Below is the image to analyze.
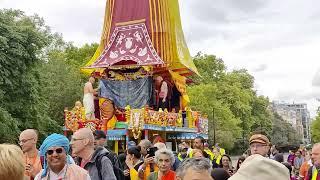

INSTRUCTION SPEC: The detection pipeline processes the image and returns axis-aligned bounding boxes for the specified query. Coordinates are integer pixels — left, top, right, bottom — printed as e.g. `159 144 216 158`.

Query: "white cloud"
1 0 105 44
180 0 320 117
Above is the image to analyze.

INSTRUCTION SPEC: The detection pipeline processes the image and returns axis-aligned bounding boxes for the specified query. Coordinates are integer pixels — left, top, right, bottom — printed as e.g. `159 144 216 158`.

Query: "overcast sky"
2 0 320 117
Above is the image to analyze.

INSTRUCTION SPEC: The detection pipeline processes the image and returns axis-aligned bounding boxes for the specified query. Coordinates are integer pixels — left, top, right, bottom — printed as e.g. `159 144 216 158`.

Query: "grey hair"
176 158 212 178
154 148 175 166
154 142 166 150
140 139 152 149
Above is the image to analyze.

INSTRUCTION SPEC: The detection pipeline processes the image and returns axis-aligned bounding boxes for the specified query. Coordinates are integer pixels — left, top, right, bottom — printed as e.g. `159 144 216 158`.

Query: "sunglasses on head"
47 148 64 155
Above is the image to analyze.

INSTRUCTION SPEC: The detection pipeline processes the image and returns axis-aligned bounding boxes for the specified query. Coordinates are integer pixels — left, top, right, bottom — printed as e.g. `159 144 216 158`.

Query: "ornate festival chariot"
64 0 208 153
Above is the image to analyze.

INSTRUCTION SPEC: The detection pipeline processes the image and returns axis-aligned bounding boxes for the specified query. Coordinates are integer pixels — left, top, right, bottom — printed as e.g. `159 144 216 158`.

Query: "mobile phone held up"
147 147 158 157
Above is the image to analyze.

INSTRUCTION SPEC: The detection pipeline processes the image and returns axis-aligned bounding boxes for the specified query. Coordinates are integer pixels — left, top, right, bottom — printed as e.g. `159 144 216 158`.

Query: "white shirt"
34 164 91 180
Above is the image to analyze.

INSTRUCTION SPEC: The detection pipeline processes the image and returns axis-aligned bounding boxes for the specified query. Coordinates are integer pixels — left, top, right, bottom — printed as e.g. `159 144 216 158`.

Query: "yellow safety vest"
214 154 222 165
204 149 214 160
177 153 183 162
219 148 226 155
189 149 214 160
312 168 318 180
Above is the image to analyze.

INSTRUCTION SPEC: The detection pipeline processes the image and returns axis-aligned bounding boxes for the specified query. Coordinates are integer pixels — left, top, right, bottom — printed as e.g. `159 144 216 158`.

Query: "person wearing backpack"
305 143 320 180
71 128 117 180
93 130 125 180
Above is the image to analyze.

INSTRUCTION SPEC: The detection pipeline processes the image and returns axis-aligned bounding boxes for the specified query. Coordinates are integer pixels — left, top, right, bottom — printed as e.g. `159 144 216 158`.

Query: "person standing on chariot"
83 76 99 120
154 76 176 111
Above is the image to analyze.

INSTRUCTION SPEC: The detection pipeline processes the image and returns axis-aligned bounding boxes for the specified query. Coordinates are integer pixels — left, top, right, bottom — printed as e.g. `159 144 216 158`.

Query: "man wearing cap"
93 130 107 149
249 134 270 157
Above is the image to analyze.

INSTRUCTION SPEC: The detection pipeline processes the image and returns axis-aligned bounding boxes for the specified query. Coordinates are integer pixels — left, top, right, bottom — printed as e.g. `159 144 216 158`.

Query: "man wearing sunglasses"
19 129 42 180
35 133 90 180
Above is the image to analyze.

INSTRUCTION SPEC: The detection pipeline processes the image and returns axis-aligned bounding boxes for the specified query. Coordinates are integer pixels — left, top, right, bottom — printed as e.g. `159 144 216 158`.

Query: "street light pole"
242 113 245 151
213 107 216 145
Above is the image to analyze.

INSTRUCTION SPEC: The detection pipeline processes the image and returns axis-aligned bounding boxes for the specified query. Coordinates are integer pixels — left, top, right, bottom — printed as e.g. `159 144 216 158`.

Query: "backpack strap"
96 152 108 180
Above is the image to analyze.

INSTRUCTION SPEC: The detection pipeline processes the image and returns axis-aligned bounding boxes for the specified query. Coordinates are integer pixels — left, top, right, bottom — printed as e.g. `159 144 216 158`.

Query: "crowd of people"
0 129 319 180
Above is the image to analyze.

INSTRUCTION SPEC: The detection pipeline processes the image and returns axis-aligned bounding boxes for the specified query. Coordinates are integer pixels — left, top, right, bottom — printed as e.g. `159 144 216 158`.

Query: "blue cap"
128 141 136 148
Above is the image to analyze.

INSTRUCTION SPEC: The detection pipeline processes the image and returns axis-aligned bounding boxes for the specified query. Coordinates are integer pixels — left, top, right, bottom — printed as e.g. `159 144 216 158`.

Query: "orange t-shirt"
23 153 42 179
161 170 176 180
299 161 311 179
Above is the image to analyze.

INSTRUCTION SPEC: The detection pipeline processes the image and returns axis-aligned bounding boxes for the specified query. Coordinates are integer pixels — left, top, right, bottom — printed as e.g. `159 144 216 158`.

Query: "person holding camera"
137 140 158 180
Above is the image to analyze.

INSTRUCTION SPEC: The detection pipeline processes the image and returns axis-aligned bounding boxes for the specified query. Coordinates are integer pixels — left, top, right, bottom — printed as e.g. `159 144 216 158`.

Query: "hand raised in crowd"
144 154 154 164
123 169 130 177
125 155 134 169
25 164 37 178
141 154 154 169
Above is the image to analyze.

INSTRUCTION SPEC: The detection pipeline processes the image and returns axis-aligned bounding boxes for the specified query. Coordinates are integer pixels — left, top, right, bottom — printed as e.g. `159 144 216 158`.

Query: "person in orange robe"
19 129 42 180
100 98 117 130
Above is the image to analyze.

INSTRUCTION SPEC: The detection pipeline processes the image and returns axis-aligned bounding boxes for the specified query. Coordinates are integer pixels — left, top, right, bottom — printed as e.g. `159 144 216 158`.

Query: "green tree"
0 9 99 143
39 42 97 124
188 84 241 149
0 107 20 143
311 112 320 143
250 96 272 136
64 43 98 68
192 53 226 84
271 112 301 146
0 9 61 142
188 53 273 152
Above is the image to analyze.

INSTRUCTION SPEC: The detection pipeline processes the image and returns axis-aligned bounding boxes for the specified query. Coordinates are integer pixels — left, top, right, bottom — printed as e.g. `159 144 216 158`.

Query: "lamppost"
212 107 216 145
241 113 246 152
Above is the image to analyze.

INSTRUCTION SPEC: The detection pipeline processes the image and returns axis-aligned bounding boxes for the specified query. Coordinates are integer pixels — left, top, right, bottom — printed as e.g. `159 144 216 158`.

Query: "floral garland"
105 67 152 81
176 110 183 127
186 107 196 128
126 106 145 139
199 116 209 134
64 107 85 132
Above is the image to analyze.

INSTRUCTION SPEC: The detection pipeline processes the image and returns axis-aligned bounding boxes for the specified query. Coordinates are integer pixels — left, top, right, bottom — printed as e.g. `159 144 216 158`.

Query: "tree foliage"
188 53 301 152
270 111 301 146
0 9 96 142
188 53 276 151
311 112 320 143
39 42 97 124
0 9 61 142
